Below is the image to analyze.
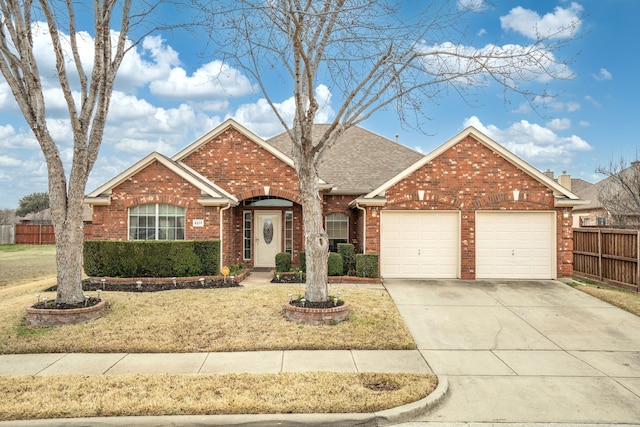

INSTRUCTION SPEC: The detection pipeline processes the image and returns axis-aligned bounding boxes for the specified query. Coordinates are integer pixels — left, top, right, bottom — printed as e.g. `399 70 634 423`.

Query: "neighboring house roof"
570 178 602 212
266 124 424 194
85 152 238 206
361 126 584 207
20 205 93 223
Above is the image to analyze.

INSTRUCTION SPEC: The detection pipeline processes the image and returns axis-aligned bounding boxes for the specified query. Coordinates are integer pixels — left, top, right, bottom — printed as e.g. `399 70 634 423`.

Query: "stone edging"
26 299 107 327
283 301 350 325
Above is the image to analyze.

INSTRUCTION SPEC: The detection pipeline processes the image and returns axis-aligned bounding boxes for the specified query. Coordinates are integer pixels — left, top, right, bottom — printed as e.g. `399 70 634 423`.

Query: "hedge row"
84 240 220 278
277 244 378 278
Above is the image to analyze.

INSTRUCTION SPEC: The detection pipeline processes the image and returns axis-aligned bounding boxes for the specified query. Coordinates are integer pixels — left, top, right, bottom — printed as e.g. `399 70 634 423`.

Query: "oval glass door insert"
263 218 273 244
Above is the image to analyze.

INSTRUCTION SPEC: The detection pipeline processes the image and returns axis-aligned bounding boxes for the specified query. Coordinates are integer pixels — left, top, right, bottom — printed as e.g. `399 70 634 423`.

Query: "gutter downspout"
219 202 232 272
355 202 366 254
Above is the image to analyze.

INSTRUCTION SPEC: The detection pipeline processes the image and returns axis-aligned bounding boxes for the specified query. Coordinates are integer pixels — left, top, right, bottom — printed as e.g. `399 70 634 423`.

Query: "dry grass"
0 245 56 287
572 279 640 317
0 248 434 420
1 280 415 353
0 372 438 421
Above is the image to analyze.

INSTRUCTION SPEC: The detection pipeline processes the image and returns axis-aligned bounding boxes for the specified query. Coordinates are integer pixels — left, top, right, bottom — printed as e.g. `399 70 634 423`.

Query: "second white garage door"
380 211 459 279
476 211 556 279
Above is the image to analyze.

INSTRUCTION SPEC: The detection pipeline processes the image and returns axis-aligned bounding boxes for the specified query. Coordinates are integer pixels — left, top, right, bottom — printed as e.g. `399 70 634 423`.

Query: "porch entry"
254 210 282 268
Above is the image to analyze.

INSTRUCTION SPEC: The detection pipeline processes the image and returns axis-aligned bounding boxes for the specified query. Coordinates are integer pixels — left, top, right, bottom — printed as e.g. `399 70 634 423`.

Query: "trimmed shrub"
299 251 306 272
193 240 220 276
83 240 221 278
275 252 292 272
327 252 343 276
356 254 379 278
337 243 355 275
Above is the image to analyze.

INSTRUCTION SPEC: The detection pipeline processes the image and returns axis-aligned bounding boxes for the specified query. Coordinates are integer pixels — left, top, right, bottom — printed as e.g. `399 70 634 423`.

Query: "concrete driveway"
384 279 640 425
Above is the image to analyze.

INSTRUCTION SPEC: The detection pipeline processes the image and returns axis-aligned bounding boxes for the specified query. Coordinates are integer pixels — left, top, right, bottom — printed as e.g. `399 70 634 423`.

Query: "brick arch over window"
472 191 554 209
236 187 302 205
128 194 190 209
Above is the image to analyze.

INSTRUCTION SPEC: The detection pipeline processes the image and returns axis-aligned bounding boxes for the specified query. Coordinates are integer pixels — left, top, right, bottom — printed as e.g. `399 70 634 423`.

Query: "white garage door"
476 211 555 279
381 211 459 278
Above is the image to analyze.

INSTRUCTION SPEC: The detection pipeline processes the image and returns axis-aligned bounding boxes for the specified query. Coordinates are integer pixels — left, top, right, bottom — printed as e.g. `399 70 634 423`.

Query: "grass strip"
0 372 437 421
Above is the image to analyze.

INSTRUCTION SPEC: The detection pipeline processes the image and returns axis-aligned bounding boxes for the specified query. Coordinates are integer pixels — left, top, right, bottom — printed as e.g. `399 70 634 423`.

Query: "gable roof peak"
364 125 583 204
171 118 295 168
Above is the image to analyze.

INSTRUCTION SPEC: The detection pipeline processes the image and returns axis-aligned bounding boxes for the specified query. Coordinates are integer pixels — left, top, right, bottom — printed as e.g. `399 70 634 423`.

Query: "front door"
254 211 282 268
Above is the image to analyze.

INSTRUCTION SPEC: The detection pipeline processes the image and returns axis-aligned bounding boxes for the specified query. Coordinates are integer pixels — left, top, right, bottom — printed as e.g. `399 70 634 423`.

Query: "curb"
374 375 449 425
0 377 449 427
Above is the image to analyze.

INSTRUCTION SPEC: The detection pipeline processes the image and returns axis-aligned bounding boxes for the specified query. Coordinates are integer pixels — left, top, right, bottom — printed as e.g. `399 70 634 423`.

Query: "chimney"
395 134 399 144
558 170 571 191
543 169 554 180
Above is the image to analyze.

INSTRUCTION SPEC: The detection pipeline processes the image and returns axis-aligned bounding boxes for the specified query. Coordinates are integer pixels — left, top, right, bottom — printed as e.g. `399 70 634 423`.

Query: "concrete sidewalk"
0 349 432 376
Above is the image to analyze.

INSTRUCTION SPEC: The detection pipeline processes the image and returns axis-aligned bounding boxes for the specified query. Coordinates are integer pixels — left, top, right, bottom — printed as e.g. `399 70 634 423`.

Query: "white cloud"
415 41 573 86
593 68 613 81
500 2 583 40
0 155 21 167
457 0 485 12
547 118 571 131
150 60 255 102
229 84 335 138
114 138 175 155
584 95 601 108
463 116 592 166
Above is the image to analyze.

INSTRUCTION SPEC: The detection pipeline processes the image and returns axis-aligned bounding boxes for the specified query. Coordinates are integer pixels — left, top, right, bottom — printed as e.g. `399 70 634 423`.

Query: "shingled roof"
266 124 424 195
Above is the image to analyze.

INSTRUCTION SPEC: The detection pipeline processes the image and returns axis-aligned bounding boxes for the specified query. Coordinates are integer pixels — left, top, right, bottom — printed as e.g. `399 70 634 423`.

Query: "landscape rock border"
26 298 107 327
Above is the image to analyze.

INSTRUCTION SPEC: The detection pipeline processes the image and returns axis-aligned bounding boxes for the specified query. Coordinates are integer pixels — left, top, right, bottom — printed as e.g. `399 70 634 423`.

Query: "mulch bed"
45 278 240 293
288 298 345 309
31 297 102 310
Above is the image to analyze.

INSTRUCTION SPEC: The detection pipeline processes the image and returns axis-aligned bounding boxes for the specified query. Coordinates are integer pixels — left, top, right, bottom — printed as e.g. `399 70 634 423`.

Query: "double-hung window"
326 213 348 252
129 204 185 240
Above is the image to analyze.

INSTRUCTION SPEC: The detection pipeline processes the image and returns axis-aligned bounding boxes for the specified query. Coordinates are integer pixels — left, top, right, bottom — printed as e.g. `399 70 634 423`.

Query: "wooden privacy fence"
573 228 639 292
0 225 14 244
14 224 93 245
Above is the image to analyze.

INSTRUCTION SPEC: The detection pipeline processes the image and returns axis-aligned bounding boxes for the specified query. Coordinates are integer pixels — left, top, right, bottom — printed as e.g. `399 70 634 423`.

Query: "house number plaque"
193 219 204 227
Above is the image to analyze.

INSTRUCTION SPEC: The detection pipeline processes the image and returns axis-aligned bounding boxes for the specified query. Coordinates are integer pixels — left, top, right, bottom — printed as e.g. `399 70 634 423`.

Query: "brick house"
85 119 583 279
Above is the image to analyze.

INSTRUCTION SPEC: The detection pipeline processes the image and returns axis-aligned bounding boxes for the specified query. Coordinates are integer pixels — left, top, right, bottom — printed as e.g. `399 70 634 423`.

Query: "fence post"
637 230 640 293
598 228 602 282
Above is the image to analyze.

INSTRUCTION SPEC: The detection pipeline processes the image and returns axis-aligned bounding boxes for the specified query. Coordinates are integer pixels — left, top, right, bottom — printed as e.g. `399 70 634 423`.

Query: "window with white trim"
129 204 185 240
243 211 252 260
284 211 293 255
326 212 348 252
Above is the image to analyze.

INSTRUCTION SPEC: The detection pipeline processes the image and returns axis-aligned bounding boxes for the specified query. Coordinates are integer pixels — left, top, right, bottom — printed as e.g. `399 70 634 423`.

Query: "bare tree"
199 0 579 303
0 208 16 225
596 158 640 228
0 1 149 304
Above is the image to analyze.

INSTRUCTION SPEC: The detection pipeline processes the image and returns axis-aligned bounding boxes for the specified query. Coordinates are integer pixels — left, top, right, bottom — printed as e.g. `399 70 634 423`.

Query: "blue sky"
0 0 638 209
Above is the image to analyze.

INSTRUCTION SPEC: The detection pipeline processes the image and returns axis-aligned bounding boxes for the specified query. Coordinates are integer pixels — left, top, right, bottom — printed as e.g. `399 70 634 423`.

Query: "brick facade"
88 123 575 279
376 134 573 279
90 160 221 241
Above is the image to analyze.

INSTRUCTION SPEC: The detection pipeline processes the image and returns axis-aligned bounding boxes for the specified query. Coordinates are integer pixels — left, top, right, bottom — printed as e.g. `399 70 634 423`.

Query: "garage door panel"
476 211 555 279
381 211 459 279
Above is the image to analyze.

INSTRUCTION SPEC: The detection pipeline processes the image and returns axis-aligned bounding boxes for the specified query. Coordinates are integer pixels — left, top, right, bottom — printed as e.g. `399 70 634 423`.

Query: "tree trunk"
297 151 329 303
48 155 87 305
54 218 86 304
